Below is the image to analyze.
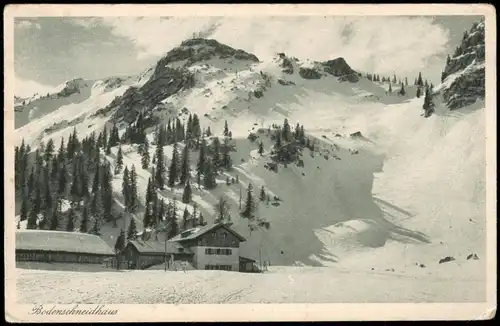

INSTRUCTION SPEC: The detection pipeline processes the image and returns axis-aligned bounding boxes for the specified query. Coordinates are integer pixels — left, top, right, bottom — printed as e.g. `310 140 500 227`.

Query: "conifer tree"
114 229 126 269
260 186 266 201
44 138 55 164
80 206 89 233
196 139 207 187
66 209 75 231
20 195 29 221
58 164 67 196
206 126 212 137
192 202 198 227
212 137 221 170
167 199 179 239
49 203 59 230
275 132 282 149
388 83 392 93
129 165 138 212
282 119 291 142
122 167 130 211
422 86 436 118
115 146 124 174
90 218 101 236
417 72 423 86
222 137 232 170
199 212 205 226
127 218 138 240
203 159 217 189
405 77 408 86
258 141 264 155
214 195 230 223
241 183 255 219
182 180 192 204
158 199 165 223
399 83 406 96
141 138 150 170
416 87 422 98
143 202 152 229
182 206 190 231
167 142 180 188
179 144 190 185
156 143 167 189
223 120 229 137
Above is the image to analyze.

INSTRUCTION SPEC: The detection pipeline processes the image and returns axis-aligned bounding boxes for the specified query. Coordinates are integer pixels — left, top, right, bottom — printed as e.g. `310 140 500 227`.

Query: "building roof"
169 223 246 243
15 230 115 256
127 239 193 255
239 256 257 263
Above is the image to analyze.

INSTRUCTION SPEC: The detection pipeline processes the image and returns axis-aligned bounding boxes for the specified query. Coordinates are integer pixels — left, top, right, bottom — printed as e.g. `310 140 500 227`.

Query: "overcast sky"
14 15 482 97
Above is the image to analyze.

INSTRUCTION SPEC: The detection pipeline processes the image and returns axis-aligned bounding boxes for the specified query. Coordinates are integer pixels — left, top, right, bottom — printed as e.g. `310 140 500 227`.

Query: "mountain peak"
159 37 260 69
439 19 485 110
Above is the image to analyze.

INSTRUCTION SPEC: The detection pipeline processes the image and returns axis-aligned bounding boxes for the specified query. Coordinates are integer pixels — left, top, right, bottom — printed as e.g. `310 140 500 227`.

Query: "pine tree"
115 146 124 174
214 195 230 223
167 142 180 188
206 126 212 137
156 142 167 189
422 86 436 118
122 166 130 211
141 138 150 169
66 209 75 232
282 119 291 142
192 202 198 227
199 212 205 226
203 159 217 189
44 138 55 164
80 206 89 233
127 218 138 240
49 203 59 230
223 120 229 137
90 218 101 236
416 87 422 98
399 83 406 96
417 72 423 86
405 77 408 86
260 186 266 201
222 137 232 170
241 183 255 219
158 199 165 223
182 206 190 231
258 141 264 155
212 137 221 169
129 165 138 212
101 162 113 221
143 201 152 228
182 180 192 204
115 228 126 253
167 199 179 239
275 132 282 149
20 195 29 221
388 83 392 93
179 144 190 185
70 158 80 203
196 139 207 187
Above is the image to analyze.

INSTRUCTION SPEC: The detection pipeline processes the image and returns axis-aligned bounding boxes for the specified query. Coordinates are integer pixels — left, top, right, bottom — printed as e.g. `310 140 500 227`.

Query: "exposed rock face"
159 38 259 67
277 53 294 74
322 57 359 83
99 38 259 125
299 67 322 80
441 19 485 110
56 78 87 98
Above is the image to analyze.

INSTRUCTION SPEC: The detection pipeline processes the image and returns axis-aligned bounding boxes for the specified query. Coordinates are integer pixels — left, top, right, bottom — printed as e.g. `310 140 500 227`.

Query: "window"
204 248 232 255
212 232 217 238
223 232 228 239
205 264 232 271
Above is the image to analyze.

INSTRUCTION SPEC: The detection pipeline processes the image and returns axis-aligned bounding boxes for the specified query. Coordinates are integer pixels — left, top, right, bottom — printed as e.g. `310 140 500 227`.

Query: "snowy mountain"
438 19 485 110
14 19 487 299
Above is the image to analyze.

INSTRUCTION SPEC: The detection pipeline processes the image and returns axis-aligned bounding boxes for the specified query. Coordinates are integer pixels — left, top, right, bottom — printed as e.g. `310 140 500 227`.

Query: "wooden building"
169 222 249 272
15 230 115 265
123 239 194 270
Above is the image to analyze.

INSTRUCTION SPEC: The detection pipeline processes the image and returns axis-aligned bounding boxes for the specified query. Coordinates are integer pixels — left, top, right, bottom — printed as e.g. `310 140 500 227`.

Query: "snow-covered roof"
169 223 246 243
127 239 192 255
16 230 114 256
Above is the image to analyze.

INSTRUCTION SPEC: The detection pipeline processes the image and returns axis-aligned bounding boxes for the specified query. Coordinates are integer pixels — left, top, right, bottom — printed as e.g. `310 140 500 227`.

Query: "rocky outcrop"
440 19 485 110
277 53 294 74
299 67 322 80
158 38 259 68
322 57 359 83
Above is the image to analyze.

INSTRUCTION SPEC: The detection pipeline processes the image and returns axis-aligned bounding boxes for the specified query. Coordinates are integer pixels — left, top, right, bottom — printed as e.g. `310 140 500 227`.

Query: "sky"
14 15 483 97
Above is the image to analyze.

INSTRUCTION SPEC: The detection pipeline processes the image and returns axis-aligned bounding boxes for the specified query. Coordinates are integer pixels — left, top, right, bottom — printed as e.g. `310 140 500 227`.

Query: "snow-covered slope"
14 23 488 302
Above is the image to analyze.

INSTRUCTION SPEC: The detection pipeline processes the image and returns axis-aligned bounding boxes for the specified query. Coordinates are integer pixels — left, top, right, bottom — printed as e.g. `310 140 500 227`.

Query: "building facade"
123 239 194 270
169 223 247 272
